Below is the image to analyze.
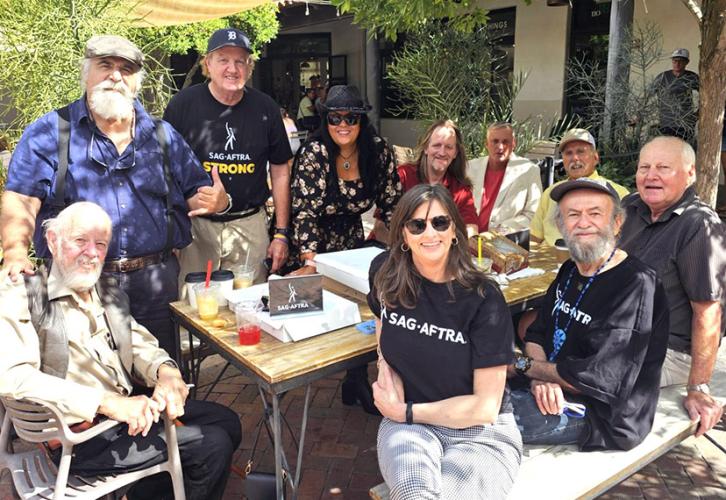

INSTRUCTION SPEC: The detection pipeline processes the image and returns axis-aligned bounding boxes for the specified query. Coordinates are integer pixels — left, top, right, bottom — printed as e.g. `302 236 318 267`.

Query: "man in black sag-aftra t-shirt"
164 28 293 288
510 177 669 451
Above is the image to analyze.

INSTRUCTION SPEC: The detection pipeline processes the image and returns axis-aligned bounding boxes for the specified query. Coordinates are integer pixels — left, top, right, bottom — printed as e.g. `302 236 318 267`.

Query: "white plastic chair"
0 396 186 500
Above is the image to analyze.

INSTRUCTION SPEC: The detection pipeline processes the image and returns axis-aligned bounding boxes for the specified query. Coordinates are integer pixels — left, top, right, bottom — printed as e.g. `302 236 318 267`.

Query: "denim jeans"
510 389 588 445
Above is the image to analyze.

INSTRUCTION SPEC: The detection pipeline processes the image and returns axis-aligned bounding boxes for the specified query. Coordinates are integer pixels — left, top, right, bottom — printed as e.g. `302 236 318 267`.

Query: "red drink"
238 324 261 345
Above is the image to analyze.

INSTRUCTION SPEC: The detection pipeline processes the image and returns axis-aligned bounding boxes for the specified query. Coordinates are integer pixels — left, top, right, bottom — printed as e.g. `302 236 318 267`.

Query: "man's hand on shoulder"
684 390 724 437
530 379 565 415
0 251 35 283
98 392 162 437
152 362 189 420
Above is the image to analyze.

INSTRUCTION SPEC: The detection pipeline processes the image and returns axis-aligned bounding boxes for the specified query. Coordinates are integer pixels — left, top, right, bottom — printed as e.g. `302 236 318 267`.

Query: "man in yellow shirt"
531 129 629 245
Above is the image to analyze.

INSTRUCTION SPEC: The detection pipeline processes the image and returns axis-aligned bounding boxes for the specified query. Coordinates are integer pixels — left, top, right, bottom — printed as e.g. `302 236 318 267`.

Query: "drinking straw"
477 236 482 266
243 249 250 269
205 260 212 288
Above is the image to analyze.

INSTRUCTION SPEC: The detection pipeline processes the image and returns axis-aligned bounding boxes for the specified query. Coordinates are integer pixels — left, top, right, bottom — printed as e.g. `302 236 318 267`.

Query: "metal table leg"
272 393 284 499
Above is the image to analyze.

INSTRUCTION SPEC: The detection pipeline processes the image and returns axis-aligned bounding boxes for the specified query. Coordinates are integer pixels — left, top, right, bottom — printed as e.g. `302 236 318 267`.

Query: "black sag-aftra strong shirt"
526 256 670 451
367 253 515 413
164 84 293 212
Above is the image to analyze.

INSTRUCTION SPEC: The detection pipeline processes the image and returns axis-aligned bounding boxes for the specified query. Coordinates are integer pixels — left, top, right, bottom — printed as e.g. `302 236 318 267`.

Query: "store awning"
129 0 277 27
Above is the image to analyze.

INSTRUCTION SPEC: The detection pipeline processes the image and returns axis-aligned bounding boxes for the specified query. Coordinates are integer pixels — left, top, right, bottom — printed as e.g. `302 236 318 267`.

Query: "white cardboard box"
224 284 361 343
313 247 384 295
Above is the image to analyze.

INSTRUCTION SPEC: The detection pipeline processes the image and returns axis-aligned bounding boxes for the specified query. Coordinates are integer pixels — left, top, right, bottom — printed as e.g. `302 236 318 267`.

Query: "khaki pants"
178 210 269 295
660 342 726 388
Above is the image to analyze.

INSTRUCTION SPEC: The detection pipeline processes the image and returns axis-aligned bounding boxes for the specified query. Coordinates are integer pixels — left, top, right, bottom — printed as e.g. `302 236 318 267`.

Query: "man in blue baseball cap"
164 28 293 291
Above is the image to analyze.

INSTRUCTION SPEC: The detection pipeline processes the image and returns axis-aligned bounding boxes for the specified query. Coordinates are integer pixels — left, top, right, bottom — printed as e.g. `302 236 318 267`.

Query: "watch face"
515 357 527 371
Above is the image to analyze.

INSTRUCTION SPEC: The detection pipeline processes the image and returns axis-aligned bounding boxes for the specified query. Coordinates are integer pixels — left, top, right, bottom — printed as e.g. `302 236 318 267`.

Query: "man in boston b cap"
164 28 293 290
511 176 669 451
0 34 227 355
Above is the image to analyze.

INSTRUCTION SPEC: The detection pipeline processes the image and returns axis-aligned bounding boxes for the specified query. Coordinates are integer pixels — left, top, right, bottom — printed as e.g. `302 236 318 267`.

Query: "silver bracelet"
215 193 233 215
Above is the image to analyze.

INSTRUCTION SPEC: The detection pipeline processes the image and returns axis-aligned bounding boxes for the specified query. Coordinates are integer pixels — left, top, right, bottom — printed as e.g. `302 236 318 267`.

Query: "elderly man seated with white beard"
0 202 241 500
509 178 670 451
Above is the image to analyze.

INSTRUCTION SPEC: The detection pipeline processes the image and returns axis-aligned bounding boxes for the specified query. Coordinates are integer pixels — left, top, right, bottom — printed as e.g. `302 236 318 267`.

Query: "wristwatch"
514 354 533 376
686 383 711 395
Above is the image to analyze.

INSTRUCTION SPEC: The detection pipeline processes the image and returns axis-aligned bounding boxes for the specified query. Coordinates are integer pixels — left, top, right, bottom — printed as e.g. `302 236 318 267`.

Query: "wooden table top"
170 243 566 388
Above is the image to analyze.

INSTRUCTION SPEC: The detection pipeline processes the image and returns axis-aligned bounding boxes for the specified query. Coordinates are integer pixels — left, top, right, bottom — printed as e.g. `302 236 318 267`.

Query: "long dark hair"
309 111 381 194
415 119 471 188
374 184 490 309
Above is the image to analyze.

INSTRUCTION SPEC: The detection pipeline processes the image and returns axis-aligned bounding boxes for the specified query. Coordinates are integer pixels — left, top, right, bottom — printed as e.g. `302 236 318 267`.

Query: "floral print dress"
291 137 402 256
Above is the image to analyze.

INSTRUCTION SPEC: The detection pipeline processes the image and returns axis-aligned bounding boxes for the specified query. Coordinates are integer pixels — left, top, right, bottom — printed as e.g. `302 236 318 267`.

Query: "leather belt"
103 251 169 273
206 206 261 223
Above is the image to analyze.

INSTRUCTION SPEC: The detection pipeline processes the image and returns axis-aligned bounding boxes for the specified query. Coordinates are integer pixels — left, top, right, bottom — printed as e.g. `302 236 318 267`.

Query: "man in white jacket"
468 122 542 234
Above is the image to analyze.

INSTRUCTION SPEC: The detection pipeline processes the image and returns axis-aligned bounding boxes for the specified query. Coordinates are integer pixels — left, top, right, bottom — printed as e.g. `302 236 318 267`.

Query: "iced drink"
194 283 220 321
233 265 255 289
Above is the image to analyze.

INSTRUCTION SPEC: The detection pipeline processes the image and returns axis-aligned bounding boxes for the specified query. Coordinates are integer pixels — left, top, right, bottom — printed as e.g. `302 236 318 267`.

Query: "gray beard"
563 228 616 265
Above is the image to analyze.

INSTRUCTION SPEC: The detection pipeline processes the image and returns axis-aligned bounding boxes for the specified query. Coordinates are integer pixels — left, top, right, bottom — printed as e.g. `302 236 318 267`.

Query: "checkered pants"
377 413 522 500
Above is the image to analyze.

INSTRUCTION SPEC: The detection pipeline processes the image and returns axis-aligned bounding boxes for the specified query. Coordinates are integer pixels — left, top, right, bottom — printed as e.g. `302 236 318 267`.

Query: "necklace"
549 247 617 362
339 148 357 170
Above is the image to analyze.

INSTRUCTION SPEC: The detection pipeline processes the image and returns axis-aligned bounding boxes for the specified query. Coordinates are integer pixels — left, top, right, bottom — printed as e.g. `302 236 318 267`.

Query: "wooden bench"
370 370 726 499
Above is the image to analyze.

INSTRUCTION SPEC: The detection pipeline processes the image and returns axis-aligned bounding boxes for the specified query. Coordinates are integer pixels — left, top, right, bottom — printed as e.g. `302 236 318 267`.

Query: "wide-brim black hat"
320 85 372 113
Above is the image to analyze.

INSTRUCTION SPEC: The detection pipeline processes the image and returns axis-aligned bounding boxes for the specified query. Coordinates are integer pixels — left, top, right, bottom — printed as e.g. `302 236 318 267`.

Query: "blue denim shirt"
6 97 210 259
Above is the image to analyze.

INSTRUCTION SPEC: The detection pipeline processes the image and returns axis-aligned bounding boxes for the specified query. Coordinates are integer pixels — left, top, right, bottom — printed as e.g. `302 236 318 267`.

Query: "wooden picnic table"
170 243 565 498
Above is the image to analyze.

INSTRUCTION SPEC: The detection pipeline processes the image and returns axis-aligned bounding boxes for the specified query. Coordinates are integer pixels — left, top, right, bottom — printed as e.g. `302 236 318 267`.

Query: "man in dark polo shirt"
620 136 726 436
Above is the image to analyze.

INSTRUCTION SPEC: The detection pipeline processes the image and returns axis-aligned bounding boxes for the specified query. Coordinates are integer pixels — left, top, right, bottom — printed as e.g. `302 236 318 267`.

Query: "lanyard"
549 247 616 361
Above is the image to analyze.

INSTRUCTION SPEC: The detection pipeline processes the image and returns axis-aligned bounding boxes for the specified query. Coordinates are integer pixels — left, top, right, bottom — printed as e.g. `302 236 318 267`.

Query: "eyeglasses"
404 215 452 235
87 129 136 170
327 113 361 126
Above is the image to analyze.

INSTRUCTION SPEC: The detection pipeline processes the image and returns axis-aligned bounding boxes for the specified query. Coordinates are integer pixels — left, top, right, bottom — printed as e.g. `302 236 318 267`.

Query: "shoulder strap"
48 105 72 211
24 267 70 378
153 119 174 253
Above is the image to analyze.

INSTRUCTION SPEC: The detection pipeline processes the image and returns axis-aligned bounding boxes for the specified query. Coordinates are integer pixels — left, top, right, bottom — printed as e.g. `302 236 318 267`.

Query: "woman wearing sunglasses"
368 184 522 499
290 85 402 413
373 120 478 244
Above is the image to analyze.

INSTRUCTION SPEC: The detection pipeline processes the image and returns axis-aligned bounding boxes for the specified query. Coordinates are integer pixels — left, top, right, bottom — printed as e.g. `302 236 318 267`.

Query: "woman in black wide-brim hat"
289 85 402 414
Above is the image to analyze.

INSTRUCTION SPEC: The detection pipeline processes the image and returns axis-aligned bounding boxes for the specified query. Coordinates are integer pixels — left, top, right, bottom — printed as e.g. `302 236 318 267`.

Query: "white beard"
55 245 103 292
88 80 135 121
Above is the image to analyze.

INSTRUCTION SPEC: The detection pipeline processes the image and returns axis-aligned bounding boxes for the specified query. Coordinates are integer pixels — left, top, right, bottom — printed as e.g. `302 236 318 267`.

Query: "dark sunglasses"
327 113 361 126
404 215 452 235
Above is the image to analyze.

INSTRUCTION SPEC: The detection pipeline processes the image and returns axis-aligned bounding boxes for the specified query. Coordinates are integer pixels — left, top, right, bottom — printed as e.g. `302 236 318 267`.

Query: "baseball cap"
671 48 690 60
207 28 252 54
85 35 144 67
550 177 620 203
559 128 597 152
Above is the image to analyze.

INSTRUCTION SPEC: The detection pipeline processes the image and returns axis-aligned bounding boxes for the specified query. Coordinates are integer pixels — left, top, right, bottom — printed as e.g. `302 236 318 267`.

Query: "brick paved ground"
2 353 726 499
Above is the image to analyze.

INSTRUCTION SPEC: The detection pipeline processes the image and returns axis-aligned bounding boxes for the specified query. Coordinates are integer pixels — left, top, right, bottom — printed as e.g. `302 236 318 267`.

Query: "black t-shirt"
164 84 293 212
367 252 515 413
526 256 670 451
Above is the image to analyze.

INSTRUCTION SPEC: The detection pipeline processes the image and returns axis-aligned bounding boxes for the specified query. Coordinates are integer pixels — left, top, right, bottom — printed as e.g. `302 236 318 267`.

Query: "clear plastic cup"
235 299 262 345
473 256 493 273
194 283 220 321
233 265 255 290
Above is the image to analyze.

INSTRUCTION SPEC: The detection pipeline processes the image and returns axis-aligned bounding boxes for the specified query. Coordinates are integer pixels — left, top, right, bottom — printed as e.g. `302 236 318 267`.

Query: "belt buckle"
116 257 131 273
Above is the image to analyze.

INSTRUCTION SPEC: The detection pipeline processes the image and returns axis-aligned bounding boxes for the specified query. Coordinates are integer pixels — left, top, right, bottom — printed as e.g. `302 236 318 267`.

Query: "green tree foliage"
0 0 279 142
331 0 491 40
386 22 574 159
